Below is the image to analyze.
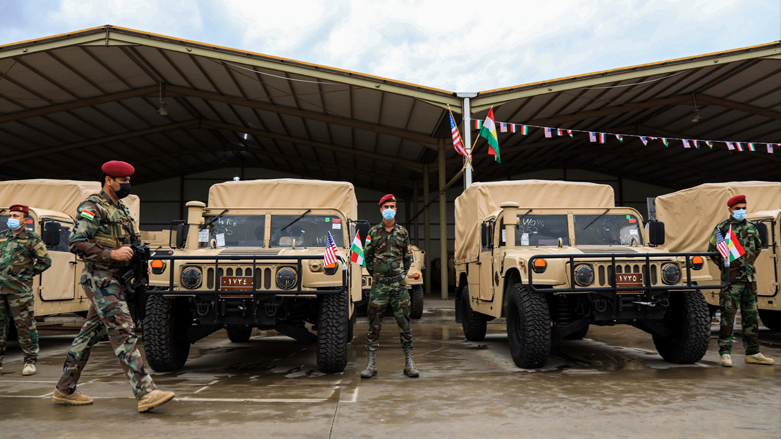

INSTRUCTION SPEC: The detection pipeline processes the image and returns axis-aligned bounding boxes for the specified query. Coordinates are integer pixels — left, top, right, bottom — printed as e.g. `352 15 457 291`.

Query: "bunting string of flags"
465 117 778 164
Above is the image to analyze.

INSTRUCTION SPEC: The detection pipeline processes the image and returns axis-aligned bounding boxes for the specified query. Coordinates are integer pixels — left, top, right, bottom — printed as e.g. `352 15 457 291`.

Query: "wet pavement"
1 300 780 439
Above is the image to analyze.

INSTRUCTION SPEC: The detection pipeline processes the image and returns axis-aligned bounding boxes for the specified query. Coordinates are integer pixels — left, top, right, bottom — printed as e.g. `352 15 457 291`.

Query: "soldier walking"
361 194 419 378
52 161 175 412
708 195 774 367
0 204 51 376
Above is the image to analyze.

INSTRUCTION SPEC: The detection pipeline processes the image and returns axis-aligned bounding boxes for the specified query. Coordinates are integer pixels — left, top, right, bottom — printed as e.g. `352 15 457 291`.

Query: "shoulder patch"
80 210 96 221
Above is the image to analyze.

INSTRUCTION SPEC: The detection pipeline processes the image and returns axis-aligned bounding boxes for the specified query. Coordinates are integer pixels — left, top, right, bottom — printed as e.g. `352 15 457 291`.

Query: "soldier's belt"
374 273 404 283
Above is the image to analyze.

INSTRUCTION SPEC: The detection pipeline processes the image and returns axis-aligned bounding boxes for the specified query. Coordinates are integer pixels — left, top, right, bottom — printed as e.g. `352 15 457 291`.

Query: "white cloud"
3 0 779 91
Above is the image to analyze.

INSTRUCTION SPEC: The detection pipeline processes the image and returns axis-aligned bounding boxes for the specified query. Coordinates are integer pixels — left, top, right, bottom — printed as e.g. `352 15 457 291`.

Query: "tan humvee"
454 181 722 369
145 179 366 373
655 182 781 331
0 179 141 321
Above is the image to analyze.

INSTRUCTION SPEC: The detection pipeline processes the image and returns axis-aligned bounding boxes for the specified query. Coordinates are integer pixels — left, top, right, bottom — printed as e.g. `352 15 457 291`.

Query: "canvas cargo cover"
0 179 141 224
655 181 781 252
208 179 358 219
455 180 615 261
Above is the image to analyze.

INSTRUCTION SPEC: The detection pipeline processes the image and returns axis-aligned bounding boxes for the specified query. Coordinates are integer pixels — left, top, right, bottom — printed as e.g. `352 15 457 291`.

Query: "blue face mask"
382 208 396 221
6 218 22 231
732 209 747 221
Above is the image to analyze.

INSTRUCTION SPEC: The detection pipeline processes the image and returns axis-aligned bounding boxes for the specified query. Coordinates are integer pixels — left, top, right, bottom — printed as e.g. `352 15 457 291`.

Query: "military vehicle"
655 182 781 331
0 180 142 335
144 179 367 373
454 181 725 369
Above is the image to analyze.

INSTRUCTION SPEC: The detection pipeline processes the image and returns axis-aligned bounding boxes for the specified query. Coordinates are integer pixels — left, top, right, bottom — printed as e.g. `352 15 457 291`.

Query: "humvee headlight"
531 258 547 273
690 256 704 270
662 264 681 285
276 267 298 290
181 267 202 289
574 265 594 287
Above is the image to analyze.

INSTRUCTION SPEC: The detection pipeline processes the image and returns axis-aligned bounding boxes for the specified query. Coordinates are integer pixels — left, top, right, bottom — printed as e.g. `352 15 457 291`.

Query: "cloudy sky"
1 0 779 91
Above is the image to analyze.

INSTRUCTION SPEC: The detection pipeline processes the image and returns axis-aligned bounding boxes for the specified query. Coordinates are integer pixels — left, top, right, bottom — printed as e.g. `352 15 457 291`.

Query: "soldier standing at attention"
52 161 175 412
0 204 51 376
708 195 773 367
361 194 418 379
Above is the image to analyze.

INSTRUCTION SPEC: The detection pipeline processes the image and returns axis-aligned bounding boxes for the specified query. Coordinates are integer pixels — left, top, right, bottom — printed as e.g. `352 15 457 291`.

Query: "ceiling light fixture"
157 83 168 117
691 94 702 123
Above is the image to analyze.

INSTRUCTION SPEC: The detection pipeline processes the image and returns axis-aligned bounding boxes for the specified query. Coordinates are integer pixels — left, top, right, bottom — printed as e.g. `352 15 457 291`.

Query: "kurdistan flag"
726 226 746 263
350 232 365 267
479 108 500 163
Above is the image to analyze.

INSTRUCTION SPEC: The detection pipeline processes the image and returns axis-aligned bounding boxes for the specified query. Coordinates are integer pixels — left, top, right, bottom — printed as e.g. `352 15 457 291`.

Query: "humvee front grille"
205 267 267 290
596 263 661 287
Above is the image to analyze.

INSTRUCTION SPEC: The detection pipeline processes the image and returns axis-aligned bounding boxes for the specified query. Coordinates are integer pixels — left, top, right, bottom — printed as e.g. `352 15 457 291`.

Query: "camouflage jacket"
70 190 135 270
364 222 413 281
0 228 52 294
707 217 762 283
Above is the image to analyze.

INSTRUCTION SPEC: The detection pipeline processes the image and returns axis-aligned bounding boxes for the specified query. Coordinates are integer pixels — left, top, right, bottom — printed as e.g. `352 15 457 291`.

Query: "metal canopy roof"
0 26 779 194
0 25 459 193
465 42 781 189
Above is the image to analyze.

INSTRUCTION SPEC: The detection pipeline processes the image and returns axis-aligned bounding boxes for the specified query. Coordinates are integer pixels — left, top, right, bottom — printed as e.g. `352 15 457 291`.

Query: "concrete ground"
1 298 779 439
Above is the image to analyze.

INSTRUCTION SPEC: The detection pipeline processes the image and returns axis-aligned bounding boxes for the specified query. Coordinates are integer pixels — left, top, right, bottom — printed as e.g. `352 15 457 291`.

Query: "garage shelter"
0 26 779 296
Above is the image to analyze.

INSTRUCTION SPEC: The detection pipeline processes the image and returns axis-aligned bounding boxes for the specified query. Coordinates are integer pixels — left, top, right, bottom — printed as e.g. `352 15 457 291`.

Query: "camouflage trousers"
0 288 38 367
56 267 156 399
366 281 412 352
718 282 759 356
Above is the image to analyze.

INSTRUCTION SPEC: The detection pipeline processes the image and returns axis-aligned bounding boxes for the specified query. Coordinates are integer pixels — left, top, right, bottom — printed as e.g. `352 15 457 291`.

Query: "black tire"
461 286 487 341
410 285 424 320
759 309 781 332
316 292 349 373
565 324 589 340
347 310 356 343
652 291 711 364
506 284 551 369
226 325 253 343
143 295 192 372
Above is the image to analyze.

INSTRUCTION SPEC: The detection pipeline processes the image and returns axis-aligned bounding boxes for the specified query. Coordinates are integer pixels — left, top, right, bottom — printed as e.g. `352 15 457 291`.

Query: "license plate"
220 276 254 291
615 273 643 294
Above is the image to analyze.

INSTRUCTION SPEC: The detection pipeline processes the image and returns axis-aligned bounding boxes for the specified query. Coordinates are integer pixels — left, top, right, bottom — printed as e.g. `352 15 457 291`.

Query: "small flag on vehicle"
715 227 730 266
726 225 745 265
324 232 341 269
350 232 365 267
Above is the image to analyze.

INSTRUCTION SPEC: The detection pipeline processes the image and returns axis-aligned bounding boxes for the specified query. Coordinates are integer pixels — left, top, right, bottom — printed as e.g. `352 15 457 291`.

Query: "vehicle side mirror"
648 221 665 246
356 221 371 246
175 223 188 248
755 222 769 249
43 222 61 247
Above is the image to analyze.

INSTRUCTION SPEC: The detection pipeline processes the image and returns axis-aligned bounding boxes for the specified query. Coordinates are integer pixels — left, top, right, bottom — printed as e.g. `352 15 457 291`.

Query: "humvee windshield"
205 215 266 247
574 214 643 245
515 215 569 246
270 215 345 248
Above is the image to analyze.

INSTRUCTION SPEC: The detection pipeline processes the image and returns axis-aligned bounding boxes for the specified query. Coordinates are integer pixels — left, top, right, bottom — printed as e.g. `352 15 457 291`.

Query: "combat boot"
745 353 774 365
22 363 36 376
403 347 419 378
137 389 176 413
52 389 94 406
721 354 732 367
361 350 377 379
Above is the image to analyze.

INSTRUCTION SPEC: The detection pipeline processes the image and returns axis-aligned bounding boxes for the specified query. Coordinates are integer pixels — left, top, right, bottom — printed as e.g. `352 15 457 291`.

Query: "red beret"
9 204 28 213
378 194 396 206
728 195 746 208
101 160 135 178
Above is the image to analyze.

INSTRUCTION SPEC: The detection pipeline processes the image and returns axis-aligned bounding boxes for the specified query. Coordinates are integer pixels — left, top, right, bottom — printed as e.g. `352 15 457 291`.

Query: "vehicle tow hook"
196 301 211 316
631 301 656 307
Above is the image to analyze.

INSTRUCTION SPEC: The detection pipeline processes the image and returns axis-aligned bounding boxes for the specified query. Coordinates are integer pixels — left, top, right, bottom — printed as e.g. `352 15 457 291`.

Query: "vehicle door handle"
69 261 78 265
476 262 482 265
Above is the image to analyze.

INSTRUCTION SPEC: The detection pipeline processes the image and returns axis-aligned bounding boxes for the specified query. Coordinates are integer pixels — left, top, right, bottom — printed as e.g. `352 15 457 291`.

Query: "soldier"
708 194 774 367
0 204 51 376
52 161 175 412
361 194 419 379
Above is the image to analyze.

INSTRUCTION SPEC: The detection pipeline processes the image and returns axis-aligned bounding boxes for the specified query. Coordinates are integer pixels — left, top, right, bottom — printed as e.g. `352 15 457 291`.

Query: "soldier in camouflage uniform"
361 194 418 379
52 161 175 413
708 194 773 367
0 204 51 376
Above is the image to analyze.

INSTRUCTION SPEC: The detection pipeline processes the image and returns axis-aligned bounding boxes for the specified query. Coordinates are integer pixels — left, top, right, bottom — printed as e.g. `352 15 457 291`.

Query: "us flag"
324 232 340 268
715 227 730 262
449 110 469 158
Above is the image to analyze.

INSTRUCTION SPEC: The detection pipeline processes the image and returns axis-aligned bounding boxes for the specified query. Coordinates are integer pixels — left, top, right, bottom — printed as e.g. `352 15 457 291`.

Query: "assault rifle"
120 224 151 325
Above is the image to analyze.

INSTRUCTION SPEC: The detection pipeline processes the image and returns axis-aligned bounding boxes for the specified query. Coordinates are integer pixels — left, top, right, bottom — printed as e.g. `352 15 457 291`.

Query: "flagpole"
457 93 477 188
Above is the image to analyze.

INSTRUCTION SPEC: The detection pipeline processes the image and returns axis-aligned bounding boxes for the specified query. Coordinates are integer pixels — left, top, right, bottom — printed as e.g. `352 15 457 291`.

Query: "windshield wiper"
515 209 533 229
582 208 611 231
201 209 229 230
281 209 311 232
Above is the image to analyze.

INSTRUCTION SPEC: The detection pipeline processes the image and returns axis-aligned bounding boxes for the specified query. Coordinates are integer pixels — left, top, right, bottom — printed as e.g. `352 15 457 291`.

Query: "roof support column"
438 140 449 300
423 164 431 297
413 181 419 247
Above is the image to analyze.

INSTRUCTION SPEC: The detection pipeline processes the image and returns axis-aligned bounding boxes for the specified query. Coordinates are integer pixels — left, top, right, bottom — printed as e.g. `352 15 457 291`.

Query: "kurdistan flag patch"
80 210 95 221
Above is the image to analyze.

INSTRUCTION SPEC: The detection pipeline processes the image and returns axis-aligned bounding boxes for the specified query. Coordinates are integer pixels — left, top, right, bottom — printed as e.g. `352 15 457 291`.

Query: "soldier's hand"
110 247 134 262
